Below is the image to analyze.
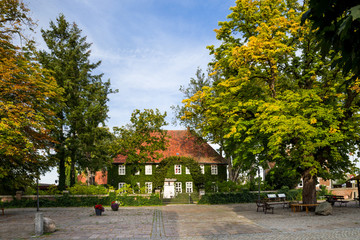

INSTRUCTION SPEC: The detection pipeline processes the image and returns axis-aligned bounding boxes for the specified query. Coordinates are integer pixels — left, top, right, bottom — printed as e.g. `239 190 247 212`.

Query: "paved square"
1 202 360 239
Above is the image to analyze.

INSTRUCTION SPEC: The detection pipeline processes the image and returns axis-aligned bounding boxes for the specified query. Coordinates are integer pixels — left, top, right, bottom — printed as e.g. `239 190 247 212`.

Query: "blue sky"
27 0 233 183
27 0 233 130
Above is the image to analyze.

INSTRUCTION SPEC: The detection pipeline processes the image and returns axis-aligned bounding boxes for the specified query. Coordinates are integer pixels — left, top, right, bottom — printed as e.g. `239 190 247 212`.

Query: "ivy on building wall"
108 156 227 193
153 156 204 190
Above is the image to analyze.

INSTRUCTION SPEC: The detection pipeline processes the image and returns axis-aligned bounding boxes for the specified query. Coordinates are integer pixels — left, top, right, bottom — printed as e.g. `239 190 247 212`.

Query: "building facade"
107 130 227 197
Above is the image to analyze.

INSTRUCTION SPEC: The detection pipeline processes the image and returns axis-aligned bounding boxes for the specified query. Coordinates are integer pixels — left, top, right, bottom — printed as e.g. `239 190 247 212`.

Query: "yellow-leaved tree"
181 0 359 204
0 0 62 192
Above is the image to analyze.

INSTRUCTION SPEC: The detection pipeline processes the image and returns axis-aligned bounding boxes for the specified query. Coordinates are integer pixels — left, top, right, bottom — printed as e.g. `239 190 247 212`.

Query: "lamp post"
36 177 40 212
258 167 261 201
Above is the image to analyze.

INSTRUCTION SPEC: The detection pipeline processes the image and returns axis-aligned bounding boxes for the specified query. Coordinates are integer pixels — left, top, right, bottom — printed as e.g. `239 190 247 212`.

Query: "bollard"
35 212 43 236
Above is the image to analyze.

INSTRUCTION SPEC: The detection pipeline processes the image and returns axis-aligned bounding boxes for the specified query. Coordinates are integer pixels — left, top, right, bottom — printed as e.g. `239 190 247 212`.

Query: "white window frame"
118 165 126 175
174 165 182 175
211 165 218 175
185 167 190 174
186 182 193 193
118 182 126 190
200 164 205 174
145 165 152 175
135 169 140 175
145 182 152 193
175 182 182 193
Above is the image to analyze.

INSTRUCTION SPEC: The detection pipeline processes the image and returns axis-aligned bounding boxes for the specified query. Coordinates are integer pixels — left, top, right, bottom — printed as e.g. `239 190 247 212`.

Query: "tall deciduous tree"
182 0 359 204
113 109 168 166
0 0 62 192
39 14 115 189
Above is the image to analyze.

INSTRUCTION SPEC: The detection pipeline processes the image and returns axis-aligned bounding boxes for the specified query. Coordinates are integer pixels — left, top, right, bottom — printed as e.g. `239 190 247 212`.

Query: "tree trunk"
302 168 317 204
70 149 76 187
57 145 66 190
86 168 95 186
227 157 235 182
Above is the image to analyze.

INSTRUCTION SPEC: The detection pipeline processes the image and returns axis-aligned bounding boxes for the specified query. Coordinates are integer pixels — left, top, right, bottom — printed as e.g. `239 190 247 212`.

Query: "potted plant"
94 204 104 216
111 201 120 211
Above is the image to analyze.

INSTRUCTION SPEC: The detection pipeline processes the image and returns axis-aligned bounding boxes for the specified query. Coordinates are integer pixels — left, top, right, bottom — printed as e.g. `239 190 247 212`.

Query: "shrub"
67 184 108 195
1 194 162 208
317 185 332 199
198 191 259 204
115 194 162 206
277 186 302 201
162 192 199 204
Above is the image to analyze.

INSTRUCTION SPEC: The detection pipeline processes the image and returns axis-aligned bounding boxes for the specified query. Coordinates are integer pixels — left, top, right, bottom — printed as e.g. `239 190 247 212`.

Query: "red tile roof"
113 130 227 165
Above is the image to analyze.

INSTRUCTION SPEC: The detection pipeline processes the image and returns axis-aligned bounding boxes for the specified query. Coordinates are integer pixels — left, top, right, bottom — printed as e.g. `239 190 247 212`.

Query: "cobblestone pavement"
0 202 360 239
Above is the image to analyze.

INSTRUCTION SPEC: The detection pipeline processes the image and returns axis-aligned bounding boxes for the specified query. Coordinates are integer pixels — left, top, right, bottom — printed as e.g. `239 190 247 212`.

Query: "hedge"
198 191 259 204
198 188 302 204
1 194 162 208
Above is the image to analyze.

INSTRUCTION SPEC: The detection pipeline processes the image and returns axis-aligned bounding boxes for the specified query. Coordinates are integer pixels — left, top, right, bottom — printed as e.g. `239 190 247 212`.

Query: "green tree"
172 68 244 182
0 0 62 192
303 0 360 78
182 0 359 204
39 14 115 189
113 109 168 166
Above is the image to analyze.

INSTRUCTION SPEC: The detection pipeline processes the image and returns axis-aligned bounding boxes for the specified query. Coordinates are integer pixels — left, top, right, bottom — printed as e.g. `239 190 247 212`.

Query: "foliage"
317 185 332 199
265 164 301 189
277 186 302 201
0 0 62 192
172 68 243 182
303 0 360 77
39 14 115 189
153 156 205 190
198 191 258 204
23 185 61 195
163 193 200 204
112 109 168 166
181 0 359 204
115 183 140 194
112 194 162 206
242 178 273 192
111 200 121 208
2 194 162 208
66 184 108 195
94 204 104 211
204 180 244 193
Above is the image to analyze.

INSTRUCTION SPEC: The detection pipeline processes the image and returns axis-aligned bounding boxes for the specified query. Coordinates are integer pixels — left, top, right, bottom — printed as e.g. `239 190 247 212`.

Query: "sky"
25 0 234 183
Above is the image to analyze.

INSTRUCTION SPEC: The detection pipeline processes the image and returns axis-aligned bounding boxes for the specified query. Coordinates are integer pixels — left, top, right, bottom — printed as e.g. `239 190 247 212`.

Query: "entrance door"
163 181 175 198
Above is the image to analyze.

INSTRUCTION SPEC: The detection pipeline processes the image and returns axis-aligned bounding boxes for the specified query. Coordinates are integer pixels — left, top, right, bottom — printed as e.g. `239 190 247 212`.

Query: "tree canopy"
181 0 360 203
0 0 62 192
113 109 168 165
39 14 115 189
303 0 360 78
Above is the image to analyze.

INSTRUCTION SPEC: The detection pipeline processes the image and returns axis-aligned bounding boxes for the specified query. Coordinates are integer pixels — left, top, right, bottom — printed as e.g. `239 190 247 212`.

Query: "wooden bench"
291 203 319 214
